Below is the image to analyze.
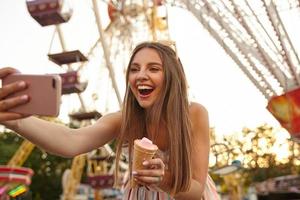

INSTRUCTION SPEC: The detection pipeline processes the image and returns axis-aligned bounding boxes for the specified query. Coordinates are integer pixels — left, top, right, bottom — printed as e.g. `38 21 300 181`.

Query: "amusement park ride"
1 0 300 199
1 0 169 199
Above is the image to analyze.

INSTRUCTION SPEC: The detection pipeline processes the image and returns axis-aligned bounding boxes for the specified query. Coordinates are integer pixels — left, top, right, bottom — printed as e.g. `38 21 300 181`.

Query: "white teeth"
138 85 152 90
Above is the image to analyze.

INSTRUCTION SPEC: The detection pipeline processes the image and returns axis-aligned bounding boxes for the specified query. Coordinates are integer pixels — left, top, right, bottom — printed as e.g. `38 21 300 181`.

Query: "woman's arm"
4 112 121 157
0 67 122 158
174 102 210 200
0 67 29 121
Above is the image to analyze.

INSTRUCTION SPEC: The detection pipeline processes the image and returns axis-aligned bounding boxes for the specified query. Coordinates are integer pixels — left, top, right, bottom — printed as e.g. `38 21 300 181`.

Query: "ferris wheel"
4 0 172 199
3 0 300 199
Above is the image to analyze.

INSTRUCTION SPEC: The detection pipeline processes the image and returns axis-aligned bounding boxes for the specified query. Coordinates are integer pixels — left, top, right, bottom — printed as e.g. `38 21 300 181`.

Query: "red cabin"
154 0 163 6
87 175 114 189
26 0 72 26
59 71 87 94
107 1 118 22
267 87 300 139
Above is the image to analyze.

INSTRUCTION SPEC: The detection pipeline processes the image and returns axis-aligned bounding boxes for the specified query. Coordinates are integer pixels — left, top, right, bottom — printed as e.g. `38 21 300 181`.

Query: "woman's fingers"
132 158 165 186
0 95 29 111
0 67 28 121
0 67 19 78
143 158 165 169
0 112 24 122
0 81 27 99
0 67 25 99
134 175 163 185
0 71 28 110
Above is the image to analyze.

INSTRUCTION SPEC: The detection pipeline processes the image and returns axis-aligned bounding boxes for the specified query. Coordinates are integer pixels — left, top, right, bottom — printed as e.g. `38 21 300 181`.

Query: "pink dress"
122 175 220 200
122 149 220 200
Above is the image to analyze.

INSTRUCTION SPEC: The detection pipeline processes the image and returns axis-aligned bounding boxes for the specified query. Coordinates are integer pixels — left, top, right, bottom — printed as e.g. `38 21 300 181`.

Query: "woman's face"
128 48 164 109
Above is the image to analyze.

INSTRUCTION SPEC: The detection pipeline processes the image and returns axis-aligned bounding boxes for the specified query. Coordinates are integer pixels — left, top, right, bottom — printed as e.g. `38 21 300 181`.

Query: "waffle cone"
131 139 158 188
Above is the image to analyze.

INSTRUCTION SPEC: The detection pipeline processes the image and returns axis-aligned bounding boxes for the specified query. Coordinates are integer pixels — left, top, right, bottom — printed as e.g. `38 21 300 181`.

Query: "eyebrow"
131 62 162 66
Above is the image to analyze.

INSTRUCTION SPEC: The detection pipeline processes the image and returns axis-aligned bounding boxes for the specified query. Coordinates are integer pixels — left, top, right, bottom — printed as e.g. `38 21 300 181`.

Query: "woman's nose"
136 69 148 80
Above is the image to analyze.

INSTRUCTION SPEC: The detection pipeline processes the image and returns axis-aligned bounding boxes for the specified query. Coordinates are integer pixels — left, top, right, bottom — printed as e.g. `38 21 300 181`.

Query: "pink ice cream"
135 137 158 151
131 137 158 187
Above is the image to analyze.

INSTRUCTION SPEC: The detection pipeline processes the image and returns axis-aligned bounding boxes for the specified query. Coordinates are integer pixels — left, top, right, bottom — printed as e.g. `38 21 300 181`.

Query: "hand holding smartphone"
2 73 62 117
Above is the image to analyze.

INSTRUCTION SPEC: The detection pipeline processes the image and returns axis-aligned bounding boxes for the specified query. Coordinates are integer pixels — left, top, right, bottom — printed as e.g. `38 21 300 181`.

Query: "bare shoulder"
189 102 208 120
189 102 209 138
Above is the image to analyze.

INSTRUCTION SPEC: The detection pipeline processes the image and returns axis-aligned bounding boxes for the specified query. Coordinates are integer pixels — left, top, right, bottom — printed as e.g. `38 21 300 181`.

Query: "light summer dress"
122 149 220 200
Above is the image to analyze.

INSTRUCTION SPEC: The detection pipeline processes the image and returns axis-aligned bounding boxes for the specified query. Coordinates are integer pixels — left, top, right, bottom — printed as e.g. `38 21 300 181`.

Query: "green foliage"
211 124 300 195
0 130 22 163
0 130 72 200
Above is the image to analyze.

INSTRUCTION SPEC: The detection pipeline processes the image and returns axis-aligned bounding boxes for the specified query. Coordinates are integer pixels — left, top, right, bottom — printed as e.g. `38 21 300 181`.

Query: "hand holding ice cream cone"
131 137 158 187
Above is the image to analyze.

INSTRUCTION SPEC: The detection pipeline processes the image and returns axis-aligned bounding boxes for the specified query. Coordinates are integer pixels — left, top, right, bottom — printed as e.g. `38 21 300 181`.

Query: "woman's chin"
137 100 153 109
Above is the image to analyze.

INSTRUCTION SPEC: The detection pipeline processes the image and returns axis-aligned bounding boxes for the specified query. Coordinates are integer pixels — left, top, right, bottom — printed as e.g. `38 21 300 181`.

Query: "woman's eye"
150 67 159 72
130 68 139 72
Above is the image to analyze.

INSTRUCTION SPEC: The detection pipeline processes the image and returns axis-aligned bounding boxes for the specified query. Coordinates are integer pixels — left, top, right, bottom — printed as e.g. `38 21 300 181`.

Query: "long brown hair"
115 41 192 195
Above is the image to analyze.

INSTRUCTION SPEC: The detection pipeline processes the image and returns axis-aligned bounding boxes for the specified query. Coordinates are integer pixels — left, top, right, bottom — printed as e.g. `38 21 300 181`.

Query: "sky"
0 0 282 137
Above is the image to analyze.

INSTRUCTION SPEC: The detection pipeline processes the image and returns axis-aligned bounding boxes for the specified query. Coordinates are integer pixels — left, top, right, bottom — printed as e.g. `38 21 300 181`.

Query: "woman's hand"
0 67 29 122
132 157 165 186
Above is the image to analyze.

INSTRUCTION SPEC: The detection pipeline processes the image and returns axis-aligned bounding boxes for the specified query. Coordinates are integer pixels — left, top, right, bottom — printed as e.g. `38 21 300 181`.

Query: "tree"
0 130 72 200
210 124 300 197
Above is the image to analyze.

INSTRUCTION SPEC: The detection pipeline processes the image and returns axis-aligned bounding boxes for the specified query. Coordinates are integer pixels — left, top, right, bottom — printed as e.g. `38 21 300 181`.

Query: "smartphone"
2 73 62 117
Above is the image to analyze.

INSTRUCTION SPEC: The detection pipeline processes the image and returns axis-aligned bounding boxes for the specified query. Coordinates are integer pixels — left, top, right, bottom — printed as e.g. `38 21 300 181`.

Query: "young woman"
0 42 219 200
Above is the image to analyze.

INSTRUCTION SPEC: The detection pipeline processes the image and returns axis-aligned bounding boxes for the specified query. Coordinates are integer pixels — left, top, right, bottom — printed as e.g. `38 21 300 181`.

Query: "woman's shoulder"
189 101 208 118
189 102 209 138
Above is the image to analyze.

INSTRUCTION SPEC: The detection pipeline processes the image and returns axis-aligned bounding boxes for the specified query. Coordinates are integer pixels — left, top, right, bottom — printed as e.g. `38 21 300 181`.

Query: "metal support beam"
92 0 122 107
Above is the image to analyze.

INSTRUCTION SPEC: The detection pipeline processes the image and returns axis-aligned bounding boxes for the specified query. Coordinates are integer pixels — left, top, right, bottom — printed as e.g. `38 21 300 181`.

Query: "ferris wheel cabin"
26 0 72 26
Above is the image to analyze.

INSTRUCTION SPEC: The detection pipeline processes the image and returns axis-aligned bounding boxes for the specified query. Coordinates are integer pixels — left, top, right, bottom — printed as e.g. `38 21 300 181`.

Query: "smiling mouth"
138 88 154 96
137 85 154 96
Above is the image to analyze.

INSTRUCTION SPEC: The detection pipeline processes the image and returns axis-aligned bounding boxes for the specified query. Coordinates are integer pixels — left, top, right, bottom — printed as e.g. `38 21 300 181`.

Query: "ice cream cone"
131 137 158 188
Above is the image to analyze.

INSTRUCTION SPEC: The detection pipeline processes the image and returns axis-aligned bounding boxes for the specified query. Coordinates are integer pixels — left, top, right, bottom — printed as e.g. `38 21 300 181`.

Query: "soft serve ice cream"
135 137 158 151
131 137 158 187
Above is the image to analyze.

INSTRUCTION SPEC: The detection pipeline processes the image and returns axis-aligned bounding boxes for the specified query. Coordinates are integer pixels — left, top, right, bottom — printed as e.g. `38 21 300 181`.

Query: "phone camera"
52 78 56 88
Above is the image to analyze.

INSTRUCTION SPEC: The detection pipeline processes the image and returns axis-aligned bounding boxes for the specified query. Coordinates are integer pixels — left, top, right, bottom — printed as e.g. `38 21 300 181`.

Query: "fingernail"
20 95 28 100
143 161 149 165
132 171 138 175
18 81 26 87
